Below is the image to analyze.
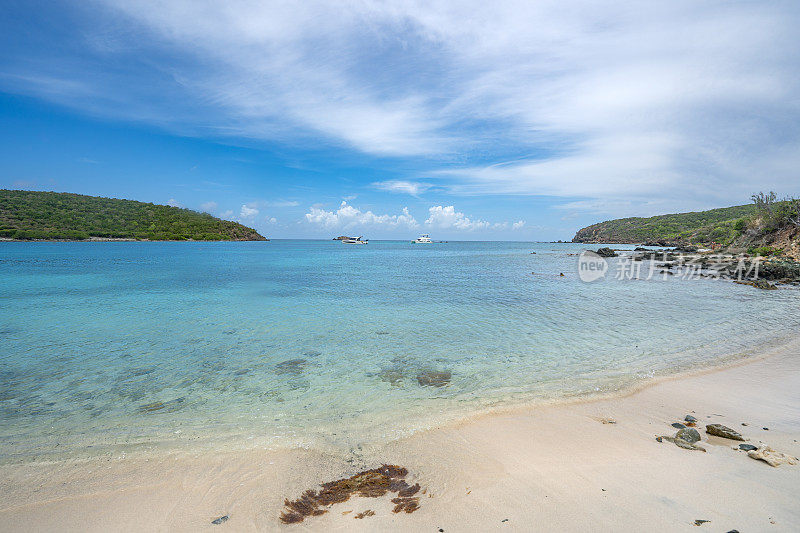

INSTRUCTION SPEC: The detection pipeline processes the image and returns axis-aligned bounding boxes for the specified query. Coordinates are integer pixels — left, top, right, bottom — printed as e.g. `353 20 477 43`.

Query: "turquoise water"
1 241 799 461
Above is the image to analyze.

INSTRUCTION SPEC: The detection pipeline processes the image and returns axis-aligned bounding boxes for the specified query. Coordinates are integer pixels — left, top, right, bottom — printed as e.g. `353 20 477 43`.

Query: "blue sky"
2 1 799 239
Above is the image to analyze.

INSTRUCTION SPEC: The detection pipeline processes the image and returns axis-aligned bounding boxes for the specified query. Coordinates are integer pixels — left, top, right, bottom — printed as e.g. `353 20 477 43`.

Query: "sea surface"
1 240 798 461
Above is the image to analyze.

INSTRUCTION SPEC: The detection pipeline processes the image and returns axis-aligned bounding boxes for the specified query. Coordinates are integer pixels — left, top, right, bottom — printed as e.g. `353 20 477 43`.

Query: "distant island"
0 190 267 241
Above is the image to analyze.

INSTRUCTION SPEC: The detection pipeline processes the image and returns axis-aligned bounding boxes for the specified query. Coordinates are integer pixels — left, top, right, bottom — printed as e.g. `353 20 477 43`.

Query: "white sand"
2 338 799 532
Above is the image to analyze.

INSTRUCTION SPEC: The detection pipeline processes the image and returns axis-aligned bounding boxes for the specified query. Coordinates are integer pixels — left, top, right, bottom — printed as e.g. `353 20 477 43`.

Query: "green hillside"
572 204 756 244
0 190 267 241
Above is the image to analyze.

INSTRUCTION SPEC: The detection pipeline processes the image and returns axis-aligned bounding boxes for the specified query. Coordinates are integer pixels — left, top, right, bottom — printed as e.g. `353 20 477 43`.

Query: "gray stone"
675 427 701 444
660 435 706 452
706 424 744 441
684 415 698 423
739 444 758 451
671 422 686 429
212 515 229 525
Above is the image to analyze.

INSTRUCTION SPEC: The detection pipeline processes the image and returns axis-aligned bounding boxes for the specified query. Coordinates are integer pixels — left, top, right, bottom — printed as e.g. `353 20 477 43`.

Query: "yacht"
342 236 368 244
412 234 433 243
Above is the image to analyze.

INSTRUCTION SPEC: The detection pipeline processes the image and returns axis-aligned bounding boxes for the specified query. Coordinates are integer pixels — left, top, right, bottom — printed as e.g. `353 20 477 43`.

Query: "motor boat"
342 236 368 244
412 234 433 243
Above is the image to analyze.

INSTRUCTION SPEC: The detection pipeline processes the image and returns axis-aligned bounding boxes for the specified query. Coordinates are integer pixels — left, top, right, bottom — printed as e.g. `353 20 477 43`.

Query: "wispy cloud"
372 180 432 196
3 1 799 215
167 198 181 207
239 204 258 218
200 201 218 213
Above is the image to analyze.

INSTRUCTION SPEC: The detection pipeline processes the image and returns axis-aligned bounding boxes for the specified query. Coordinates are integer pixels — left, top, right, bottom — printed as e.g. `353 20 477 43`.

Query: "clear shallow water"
1 240 799 461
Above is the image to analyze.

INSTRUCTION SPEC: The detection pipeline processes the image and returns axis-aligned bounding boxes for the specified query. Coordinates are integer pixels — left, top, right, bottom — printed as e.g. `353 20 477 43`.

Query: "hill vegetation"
572 204 756 245
0 190 266 241
573 192 800 259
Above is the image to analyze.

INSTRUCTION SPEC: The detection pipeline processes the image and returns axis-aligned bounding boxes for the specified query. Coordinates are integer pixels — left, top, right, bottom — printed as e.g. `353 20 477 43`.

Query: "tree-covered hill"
572 204 756 245
0 190 267 241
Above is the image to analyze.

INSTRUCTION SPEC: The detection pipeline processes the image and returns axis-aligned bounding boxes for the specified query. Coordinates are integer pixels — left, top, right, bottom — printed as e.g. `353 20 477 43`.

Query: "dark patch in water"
375 331 390 335
137 397 185 413
303 350 322 358
275 359 307 375
378 369 404 385
280 465 421 524
233 368 251 376
416 369 451 387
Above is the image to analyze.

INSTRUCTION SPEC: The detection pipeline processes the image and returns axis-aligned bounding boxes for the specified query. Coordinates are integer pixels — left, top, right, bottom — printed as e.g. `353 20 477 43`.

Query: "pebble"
685 415 698 423
739 444 758 452
763 427 769 431
694 519 710 526
211 515 229 525
671 422 686 429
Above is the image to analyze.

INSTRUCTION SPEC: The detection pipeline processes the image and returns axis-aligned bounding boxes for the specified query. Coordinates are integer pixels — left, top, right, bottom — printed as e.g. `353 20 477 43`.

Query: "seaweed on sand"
279 464 422 524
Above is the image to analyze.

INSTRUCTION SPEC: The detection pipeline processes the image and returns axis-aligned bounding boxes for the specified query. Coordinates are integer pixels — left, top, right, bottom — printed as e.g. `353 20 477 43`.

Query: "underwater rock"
416 369 451 387
137 397 185 413
379 369 404 385
675 427 701 444
280 464 422 524
747 447 798 467
275 359 307 375
706 424 744 441
211 515 228 525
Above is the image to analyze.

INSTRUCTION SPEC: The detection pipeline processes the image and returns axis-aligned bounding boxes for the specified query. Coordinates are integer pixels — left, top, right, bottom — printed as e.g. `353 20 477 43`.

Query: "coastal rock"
706 424 744 441
739 444 758 451
671 422 686 429
595 247 618 257
735 279 778 290
685 415 698 423
660 435 706 452
747 447 798 467
675 427 701 444
416 369 451 387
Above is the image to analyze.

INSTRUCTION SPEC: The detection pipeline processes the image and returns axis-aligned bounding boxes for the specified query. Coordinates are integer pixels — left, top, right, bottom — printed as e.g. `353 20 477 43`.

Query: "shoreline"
3 330 796 468
1 336 799 531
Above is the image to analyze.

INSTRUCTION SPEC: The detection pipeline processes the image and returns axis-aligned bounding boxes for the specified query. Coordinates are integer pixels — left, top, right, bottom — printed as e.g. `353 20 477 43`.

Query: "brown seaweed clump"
280 464 422 524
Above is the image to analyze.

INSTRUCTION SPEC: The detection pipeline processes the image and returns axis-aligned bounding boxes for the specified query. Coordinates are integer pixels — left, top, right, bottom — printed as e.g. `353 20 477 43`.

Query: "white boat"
342 236 368 244
412 234 433 243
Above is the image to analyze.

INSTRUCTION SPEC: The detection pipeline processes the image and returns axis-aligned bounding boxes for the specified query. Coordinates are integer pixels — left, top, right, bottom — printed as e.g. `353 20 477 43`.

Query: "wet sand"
1 337 799 532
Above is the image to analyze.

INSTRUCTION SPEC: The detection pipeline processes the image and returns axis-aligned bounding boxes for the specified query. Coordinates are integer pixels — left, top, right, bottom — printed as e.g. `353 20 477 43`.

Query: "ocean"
1 240 798 461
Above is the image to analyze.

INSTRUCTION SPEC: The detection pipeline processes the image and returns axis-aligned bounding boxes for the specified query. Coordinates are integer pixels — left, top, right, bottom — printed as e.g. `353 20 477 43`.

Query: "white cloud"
200 201 218 213
512 220 525 230
240 204 259 218
424 205 490 231
220 210 234 219
372 180 432 196
5 1 800 212
267 216 277 223
304 201 418 229
167 198 181 207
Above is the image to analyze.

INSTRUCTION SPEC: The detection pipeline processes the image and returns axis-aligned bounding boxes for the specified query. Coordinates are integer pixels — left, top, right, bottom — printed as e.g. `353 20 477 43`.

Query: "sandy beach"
1 337 799 532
